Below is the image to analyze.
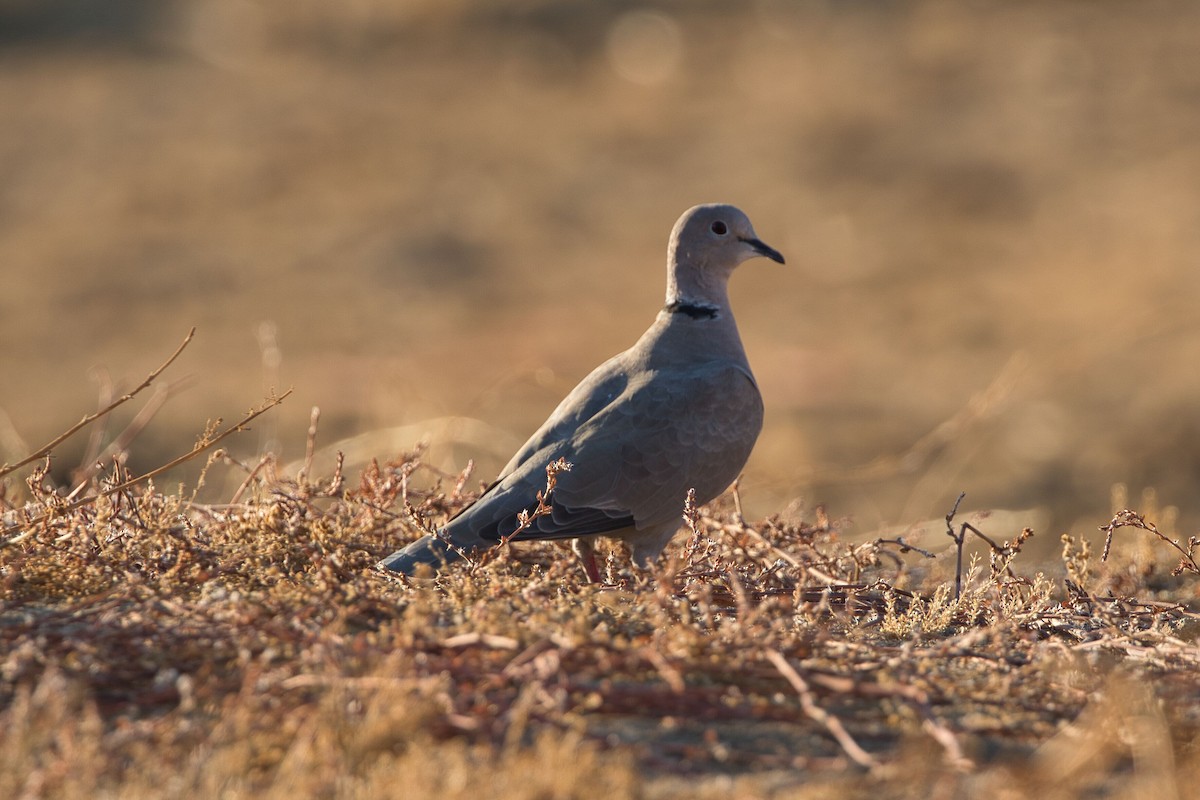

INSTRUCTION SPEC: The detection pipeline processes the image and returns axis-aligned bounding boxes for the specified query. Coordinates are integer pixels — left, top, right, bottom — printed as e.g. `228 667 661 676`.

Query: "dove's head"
666 204 784 303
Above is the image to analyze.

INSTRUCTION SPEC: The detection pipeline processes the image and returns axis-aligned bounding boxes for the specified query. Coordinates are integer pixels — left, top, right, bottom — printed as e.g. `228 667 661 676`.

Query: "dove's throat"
664 260 734 313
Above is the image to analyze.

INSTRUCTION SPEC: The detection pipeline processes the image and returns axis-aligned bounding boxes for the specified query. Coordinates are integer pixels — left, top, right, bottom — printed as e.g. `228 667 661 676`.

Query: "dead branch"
875 537 937 558
945 492 1012 599
69 377 191 493
1100 509 1200 576
0 327 195 480
765 649 880 771
0 389 291 546
498 458 572 548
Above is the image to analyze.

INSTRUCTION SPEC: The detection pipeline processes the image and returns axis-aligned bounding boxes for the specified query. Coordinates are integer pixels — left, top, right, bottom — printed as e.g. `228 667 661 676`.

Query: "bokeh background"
3 0 1199 554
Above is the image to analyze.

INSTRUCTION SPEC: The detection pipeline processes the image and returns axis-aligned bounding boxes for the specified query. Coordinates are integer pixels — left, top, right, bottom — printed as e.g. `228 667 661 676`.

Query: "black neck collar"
664 300 720 320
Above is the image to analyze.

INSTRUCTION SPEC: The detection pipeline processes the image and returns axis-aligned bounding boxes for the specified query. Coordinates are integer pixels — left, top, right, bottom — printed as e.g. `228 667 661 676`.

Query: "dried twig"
1100 509 1200 576
765 649 880 771
499 458 572 547
69 379 191 493
0 327 196 480
1 390 291 546
875 537 937 559
298 406 320 485
229 452 277 505
944 492 1011 600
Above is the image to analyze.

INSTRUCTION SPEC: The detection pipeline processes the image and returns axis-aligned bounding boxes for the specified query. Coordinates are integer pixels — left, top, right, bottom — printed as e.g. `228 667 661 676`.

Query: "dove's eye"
710 221 728 235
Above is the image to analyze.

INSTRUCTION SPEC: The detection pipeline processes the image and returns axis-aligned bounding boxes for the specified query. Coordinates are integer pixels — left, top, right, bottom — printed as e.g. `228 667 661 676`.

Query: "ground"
2 436 1198 797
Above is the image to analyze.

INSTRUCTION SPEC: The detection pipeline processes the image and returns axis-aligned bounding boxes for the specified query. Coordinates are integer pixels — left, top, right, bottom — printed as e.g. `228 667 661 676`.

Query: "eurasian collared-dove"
379 203 784 579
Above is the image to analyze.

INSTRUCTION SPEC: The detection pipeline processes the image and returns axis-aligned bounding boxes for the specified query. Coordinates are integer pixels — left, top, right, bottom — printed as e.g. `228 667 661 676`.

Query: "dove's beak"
740 237 786 264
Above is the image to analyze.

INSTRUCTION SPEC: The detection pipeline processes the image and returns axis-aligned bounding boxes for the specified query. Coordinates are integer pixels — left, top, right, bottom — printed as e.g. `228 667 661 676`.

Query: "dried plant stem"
499 458 571 547
0 327 196 480
298 406 320 484
875 537 937 559
944 492 1011 600
77 367 114 474
69 380 190 494
1 390 291 546
765 649 880 771
229 453 276 505
1100 509 1200 576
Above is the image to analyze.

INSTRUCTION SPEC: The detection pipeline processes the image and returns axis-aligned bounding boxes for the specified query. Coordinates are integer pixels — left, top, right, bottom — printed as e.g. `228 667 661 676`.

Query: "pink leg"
583 550 601 583
571 538 602 583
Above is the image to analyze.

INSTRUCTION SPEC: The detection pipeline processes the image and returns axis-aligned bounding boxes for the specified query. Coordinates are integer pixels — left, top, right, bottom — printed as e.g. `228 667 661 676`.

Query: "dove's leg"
570 538 602 583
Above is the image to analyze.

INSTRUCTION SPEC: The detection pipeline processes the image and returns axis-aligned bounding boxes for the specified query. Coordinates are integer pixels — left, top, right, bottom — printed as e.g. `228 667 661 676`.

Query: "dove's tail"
377 534 464 576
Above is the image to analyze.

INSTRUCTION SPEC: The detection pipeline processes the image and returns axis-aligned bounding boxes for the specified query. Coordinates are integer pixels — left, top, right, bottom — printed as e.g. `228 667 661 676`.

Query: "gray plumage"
379 203 784 577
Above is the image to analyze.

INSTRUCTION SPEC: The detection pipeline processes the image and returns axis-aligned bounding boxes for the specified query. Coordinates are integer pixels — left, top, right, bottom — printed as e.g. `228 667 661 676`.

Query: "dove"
379 203 784 580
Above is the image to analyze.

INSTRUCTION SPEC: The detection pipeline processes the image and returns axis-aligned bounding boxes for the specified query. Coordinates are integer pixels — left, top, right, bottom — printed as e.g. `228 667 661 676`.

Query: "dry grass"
2 378 1199 799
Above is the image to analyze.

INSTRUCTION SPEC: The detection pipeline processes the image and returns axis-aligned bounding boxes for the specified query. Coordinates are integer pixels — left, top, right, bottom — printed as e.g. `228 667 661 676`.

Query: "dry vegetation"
2 354 1199 799
5 1 1200 796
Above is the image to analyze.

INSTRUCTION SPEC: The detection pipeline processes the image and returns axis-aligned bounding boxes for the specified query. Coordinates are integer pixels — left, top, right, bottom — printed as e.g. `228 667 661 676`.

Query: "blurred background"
3 0 1199 555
